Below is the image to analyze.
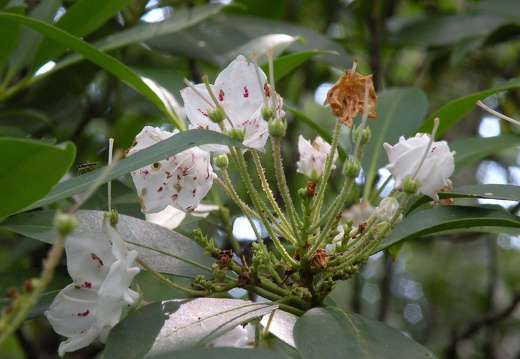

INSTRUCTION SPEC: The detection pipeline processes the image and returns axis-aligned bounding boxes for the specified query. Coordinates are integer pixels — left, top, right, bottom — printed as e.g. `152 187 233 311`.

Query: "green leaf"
451 134 520 170
407 184 520 213
47 3 225 76
261 50 337 82
0 12 184 128
0 210 215 278
222 34 300 66
147 14 350 67
0 138 75 220
6 0 60 73
148 347 287 359
377 205 520 252
362 87 428 197
416 78 520 137
392 13 507 46
104 298 278 358
293 307 436 359
31 0 134 72
0 1 24 67
0 267 70 318
21 129 243 211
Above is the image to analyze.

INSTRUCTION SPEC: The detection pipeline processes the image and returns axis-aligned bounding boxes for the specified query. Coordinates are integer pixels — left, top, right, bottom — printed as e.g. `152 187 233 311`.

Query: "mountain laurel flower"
296 135 338 181
375 197 402 223
384 133 454 201
180 55 284 153
126 126 214 213
45 215 140 356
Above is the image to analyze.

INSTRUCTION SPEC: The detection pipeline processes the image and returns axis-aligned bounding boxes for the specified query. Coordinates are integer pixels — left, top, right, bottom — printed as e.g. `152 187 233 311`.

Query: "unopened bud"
226 127 245 143
402 177 420 195
268 117 287 137
53 211 78 236
207 108 225 123
262 106 275 122
342 159 360 178
214 154 229 169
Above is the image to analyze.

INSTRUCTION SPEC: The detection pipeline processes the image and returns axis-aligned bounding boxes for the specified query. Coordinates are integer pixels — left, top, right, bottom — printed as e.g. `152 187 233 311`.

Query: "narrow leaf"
21 129 243 211
0 12 184 128
31 0 134 71
377 205 520 252
0 210 215 278
104 298 278 358
294 307 435 359
451 134 520 169
417 78 520 137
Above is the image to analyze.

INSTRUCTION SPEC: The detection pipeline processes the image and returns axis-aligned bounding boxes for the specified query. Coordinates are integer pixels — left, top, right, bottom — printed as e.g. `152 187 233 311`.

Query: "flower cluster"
296 135 337 181
45 214 140 356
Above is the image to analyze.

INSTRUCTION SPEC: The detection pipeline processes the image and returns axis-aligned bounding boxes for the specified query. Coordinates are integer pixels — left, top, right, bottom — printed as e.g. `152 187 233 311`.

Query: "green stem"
0 230 65 345
136 257 209 296
251 151 296 244
272 136 301 233
311 118 343 225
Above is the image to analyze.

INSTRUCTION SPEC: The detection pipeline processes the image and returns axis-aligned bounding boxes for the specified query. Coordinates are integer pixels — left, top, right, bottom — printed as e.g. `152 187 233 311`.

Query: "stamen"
202 75 234 128
476 100 520 126
251 51 268 107
351 59 358 74
266 50 279 118
182 78 215 109
108 138 114 212
412 118 440 180
353 76 370 156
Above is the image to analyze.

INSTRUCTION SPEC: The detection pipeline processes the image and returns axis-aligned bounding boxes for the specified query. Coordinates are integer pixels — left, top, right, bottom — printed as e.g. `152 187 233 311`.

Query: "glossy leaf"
377 205 520 252
416 78 520 137
104 298 278 358
0 210 215 278
148 347 287 359
261 309 297 348
451 134 520 170
261 50 337 82
0 12 184 128
362 87 428 196
293 307 435 358
0 138 75 220
21 129 243 211
31 0 134 72
0 2 24 67
147 14 350 67
0 267 70 318
45 3 225 76
392 13 507 46
6 0 60 73
407 184 520 213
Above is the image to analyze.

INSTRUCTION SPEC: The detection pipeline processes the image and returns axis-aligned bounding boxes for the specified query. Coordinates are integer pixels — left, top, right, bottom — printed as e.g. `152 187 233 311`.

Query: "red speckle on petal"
243 86 249 98
431 146 437 152
78 310 90 317
219 89 225 102
192 189 197 197
171 194 178 200
198 108 208 117
158 187 163 192
83 282 92 289
90 253 104 267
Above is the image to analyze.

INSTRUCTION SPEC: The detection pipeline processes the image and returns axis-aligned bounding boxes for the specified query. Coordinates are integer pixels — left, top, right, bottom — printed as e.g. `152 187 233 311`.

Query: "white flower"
207 323 255 348
296 135 337 181
45 216 140 357
180 55 283 153
384 133 454 201
375 197 402 223
126 126 214 213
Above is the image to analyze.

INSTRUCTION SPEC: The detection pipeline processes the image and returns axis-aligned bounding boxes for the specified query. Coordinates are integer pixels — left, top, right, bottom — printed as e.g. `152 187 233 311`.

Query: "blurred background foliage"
0 0 519 358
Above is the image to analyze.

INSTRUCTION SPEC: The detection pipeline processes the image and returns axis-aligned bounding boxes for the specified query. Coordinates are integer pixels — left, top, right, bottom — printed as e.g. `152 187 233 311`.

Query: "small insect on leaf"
77 162 98 175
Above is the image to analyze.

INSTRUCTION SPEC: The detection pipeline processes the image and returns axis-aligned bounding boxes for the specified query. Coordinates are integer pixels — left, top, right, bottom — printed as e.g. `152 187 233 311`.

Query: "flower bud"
53 211 78 236
262 106 275 122
402 177 420 195
214 154 229 169
226 127 246 143
207 108 225 124
268 117 287 138
296 135 337 181
342 159 360 178
375 197 402 223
